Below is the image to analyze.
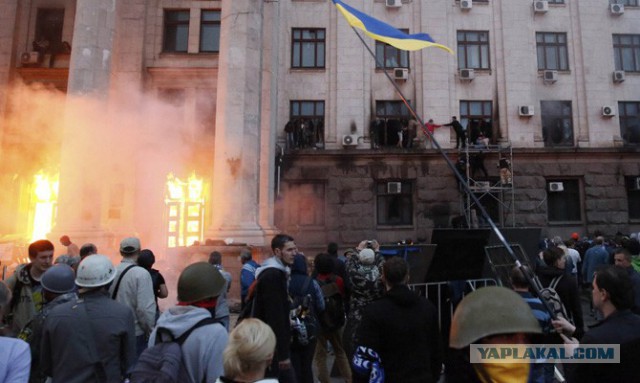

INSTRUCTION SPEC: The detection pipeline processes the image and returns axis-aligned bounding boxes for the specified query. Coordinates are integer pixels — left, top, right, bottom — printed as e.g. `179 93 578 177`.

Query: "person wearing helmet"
19 264 78 383
446 286 542 383
148 261 229 383
41 255 136 383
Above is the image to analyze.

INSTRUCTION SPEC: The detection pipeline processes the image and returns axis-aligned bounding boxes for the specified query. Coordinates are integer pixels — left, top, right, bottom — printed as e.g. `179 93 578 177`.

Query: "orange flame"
165 172 205 247
30 171 59 242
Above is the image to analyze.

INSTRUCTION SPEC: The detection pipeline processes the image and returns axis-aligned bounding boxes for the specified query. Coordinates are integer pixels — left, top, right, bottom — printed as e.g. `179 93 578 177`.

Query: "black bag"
130 317 218 383
317 275 346 331
290 277 317 346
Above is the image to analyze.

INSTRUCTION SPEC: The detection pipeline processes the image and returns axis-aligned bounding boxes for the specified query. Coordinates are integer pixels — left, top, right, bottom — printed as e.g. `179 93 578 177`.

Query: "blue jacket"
240 260 260 297
582 245 609 283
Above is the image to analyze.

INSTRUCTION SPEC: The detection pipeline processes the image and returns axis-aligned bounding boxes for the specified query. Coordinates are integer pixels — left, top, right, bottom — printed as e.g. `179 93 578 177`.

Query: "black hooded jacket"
537 264 585 338
355 285 443 383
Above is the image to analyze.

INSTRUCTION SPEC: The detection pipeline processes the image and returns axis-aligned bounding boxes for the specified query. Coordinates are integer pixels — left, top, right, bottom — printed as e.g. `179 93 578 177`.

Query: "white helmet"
76 254 116 288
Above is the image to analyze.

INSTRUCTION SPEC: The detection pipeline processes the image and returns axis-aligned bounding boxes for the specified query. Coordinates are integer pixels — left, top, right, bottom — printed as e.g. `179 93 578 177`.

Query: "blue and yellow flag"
332 0 453 53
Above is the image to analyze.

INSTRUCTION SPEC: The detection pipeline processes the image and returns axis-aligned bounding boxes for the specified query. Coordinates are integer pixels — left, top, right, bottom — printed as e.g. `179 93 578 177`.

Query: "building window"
163 10 190 52
457 31 490 70
547 179 582 223
373 101 412 147
536 32 569 71
619 101 640 145
377 181 413 226
291 28 325 68
460 100 493 145
620 0 639 5
35 8 65 55
285 183 326 227
548 0 565 3
627 177 640 220
375 30 410 69
289 100 325 149
541 101 573 147
200 10 221 53
613 34 640 72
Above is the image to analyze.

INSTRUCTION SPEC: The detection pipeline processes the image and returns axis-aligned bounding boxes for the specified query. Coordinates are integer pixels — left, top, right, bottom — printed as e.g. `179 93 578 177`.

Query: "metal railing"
408 278 497 331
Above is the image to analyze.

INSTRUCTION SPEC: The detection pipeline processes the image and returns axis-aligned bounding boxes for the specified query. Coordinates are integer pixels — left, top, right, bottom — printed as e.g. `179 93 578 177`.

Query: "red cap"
571 232 579 240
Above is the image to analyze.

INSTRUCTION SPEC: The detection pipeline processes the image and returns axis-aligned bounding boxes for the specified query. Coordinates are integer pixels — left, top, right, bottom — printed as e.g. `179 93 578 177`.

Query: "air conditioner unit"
20 51 39 64
549 182 564 192
460 0 472 10
460 68 475 81
602 106 616 117
613 70 625 83
543 70 558 83
393 68 409 81
385 0 402 8
519 105 535 117
342 134 358 146
387 182 402 194
534 0 549 13
610 3 624 15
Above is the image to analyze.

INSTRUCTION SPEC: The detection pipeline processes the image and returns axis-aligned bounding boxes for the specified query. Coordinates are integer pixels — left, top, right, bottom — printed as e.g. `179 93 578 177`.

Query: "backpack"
130 317 218 383
290 277 318 346
317 275 346 331
537 275 570 321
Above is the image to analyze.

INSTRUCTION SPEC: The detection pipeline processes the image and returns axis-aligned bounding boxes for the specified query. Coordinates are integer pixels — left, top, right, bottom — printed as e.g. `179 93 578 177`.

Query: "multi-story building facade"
0 0 638 253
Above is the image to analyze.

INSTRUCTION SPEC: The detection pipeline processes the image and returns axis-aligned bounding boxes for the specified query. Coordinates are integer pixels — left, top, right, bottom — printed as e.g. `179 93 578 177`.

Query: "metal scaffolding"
458 143 515 228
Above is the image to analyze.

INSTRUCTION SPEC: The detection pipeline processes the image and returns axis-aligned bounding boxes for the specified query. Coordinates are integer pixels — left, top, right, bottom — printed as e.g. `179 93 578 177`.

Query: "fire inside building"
0 0 639 277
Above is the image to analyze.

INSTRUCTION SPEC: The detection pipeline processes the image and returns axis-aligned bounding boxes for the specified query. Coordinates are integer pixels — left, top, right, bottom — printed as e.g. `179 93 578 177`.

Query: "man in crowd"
42 255 136 382
4 239 54 332
59 235 79 257
108 237 156 359
239 248 260 309
79 243 97 260
208 251 232 330
355 257 442 383
556 265 640 381
446 286 541 382
583 236 609 288
146 262 229 382
20 264 78 383
254 234 297 382
613 248 640 314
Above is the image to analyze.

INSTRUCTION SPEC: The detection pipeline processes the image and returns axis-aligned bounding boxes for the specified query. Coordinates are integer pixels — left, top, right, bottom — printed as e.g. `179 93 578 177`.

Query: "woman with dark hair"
137 249 168 317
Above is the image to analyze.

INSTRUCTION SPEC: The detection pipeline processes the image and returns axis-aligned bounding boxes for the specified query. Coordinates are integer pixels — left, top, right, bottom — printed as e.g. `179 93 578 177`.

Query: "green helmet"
449 286 541 349
177 262 225 304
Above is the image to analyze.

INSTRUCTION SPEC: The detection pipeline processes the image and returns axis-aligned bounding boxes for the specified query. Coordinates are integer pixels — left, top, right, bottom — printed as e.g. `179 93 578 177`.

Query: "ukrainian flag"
332 0 453 53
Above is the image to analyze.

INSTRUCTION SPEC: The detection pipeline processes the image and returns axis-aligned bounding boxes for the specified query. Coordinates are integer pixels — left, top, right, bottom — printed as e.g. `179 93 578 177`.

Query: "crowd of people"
0 230 639 383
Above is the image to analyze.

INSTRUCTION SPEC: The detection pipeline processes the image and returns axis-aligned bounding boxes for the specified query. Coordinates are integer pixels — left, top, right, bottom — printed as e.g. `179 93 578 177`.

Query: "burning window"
31 171 59 242
165 172 205 247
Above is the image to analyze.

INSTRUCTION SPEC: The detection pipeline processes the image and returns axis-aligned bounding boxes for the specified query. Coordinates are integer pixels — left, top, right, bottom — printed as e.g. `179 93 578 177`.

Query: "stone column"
51 0 117 247
206 0 277 246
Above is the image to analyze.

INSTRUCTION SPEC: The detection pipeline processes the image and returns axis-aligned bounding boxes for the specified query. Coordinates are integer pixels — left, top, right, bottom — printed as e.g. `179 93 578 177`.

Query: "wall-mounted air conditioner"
602 106 616 117
543 70 558 83
460 0 472 10
342 134 358 146
610 3 624 15
386 0 402 8
393 68 409 81
20 51 39 65
549 182 564 192
460 68 475 81
473 181 491 190
387 182 402 194
613 70 625 83
519 105 535 117
534 0 549 13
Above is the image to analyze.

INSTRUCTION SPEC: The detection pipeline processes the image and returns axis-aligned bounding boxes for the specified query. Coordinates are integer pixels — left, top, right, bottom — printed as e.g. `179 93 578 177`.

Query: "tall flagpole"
350 27 558 319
